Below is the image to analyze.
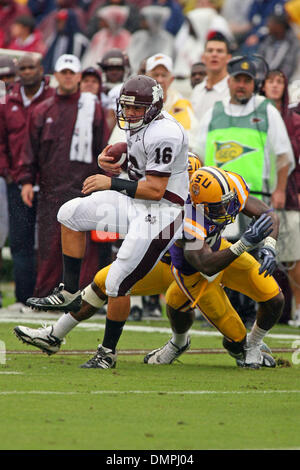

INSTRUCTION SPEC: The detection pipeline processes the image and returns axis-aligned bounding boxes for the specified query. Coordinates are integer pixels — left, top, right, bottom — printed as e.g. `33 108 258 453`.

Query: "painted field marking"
0 390 299 396
0 371 23 375
0 316 299 341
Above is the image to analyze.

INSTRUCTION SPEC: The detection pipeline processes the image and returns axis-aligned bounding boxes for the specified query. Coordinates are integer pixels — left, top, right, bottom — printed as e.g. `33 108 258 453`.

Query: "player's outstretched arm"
184 213 274 276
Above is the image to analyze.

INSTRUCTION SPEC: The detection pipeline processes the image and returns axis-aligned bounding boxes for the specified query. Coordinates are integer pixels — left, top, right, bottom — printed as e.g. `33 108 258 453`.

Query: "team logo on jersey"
145 214 157 224
209 224 216 233
214 141 256 166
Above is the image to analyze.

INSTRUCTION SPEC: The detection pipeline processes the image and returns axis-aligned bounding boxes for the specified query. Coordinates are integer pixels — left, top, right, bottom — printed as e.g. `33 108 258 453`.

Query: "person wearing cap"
97 48 130 124
0 53 54 311
80 67 102 97
0 56 17 90
194 55 294 213
18 54 110 299
146 52 199 141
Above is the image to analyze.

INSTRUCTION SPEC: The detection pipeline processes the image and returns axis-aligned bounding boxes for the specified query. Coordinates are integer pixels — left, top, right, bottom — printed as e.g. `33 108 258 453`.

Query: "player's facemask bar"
203 190 239 225
193 189 239 226
117 102 149 131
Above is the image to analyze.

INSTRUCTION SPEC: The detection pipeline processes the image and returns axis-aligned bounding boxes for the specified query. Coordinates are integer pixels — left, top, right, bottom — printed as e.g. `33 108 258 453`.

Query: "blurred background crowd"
0 0 300 329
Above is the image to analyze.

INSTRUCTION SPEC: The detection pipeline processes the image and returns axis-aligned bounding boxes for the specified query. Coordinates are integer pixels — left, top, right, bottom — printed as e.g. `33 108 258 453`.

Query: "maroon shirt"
0 2 31 47
0 77 55 183
18 90 109 203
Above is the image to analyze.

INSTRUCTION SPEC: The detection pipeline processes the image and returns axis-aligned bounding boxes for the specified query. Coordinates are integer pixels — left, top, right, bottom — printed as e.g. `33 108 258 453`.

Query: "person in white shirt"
193 56 295 210
191 32 232 123
145 53 199 146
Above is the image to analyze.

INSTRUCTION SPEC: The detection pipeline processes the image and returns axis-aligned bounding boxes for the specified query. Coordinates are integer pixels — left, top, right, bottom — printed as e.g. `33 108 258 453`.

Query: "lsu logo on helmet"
189 166 239 225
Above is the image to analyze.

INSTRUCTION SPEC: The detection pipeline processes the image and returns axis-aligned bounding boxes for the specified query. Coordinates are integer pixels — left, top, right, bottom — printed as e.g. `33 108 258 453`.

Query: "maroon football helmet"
116 75 164 131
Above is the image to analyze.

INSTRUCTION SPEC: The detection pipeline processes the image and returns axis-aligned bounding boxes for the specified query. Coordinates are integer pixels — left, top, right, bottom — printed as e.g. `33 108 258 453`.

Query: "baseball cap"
146 54 173 73
82 67 102 84
228 58 256 79
55 54 81 73
0 56 16 77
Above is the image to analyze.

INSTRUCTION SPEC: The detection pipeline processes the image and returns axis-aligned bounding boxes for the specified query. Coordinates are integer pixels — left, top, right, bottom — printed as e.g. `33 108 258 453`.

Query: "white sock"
247 321 268 347
171 332 189 348
52 313 79 339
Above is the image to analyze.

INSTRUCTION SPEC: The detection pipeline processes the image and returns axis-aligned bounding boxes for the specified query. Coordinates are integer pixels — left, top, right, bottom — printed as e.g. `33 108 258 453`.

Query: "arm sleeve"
17 108 40 185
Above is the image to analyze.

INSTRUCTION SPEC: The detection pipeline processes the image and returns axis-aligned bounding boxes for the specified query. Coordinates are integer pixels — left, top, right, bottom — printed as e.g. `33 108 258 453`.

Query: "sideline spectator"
18 54 109 297
85 0 141 38
152 0 185 36
0 53 55 311
190 61 206 88
43 9 90 74
0 0 31 48
257 11 300 81
173 2 235 78
98 48 130 109
194 56 294 206
262 69 300 326
0 175 8 308
127 5 174 73
146 53 198 140
191 32 231 123
80 66 102 97
0 55 17 308
27 0 56 25
37 0 86 45
0 56 17 92
239 0 287 55
221 0 253 47
7 15 47 56
81 5 131 69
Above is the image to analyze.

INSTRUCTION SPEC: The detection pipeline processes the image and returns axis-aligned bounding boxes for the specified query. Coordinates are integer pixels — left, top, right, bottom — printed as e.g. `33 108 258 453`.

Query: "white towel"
70 92 97 163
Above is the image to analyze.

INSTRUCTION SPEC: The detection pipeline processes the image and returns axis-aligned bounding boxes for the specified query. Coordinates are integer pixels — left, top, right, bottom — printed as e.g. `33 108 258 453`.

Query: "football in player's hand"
106 142 128 169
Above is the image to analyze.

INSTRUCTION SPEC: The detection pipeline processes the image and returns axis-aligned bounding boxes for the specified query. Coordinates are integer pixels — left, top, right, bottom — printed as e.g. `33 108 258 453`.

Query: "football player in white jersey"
25 75 189 369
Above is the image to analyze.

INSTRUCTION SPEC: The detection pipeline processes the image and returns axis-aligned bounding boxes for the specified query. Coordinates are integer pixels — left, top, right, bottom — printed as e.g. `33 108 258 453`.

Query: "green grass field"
0 311 299 451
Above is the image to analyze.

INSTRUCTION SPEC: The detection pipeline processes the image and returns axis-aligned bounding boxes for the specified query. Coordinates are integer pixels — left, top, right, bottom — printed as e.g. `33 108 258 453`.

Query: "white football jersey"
125 111 189 206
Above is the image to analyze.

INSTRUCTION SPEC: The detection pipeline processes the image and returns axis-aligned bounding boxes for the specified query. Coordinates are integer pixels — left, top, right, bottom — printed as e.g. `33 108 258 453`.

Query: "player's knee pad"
57 197 83 228
81 283 105 308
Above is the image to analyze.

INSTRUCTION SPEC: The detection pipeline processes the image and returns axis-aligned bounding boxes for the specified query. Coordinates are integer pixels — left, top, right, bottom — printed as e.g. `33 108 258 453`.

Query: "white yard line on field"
1 314 300 341
0 390 299 396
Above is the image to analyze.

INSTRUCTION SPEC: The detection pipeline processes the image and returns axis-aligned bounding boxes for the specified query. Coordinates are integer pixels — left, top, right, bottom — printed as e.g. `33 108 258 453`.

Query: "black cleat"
80 345 117 369
26 283 82 312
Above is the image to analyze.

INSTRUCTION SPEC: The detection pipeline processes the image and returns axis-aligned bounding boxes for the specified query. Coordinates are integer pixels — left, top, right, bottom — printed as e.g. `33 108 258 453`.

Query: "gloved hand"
258 246 277 277
240 213 273 249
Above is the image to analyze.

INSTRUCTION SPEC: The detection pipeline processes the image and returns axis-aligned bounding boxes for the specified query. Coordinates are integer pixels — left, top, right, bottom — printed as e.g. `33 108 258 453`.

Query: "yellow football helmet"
189 166 239 225
188 152 202 180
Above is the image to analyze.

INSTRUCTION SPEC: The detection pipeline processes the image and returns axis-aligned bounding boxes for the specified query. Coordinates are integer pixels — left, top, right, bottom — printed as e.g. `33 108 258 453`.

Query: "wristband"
110 177 138 198
264 236 276 250
229 239 249 257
